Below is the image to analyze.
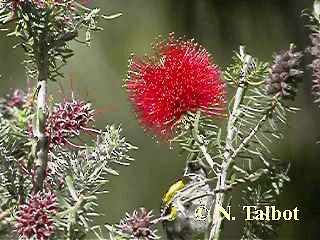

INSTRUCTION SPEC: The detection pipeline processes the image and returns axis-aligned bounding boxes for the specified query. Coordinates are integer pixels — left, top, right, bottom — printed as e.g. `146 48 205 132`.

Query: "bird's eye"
184 201 191 209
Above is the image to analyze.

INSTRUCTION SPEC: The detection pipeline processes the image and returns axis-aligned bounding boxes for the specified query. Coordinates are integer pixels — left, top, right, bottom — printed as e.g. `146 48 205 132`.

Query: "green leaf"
102 13 122 20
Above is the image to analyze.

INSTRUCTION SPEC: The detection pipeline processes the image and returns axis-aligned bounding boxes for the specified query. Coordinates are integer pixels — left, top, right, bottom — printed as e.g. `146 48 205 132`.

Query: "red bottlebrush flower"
17 192 57 240
45 96 96 149
117 208 159 240
126 34 226 138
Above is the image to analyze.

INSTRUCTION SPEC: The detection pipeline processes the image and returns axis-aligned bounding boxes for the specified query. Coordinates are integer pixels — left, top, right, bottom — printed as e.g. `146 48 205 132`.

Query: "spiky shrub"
118 33 303 240
0 1 135 239
0 1 306 240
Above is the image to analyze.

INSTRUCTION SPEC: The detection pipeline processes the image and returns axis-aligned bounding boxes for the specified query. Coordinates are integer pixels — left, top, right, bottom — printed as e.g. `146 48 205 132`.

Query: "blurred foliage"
0 0 319 239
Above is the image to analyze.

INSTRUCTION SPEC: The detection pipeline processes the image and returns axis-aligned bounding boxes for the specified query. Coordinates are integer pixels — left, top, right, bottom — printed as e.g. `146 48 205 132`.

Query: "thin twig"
209 47 252 240
50 31 78 48
192 111 217 173
229 93 280 161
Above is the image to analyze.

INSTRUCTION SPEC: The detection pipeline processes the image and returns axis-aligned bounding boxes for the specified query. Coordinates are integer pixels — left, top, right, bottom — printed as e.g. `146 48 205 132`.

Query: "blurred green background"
1 0 320 239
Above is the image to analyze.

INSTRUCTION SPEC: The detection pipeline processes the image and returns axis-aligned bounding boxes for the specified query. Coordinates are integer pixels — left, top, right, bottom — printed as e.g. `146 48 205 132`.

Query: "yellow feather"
167 206 177 221
162 180 185 207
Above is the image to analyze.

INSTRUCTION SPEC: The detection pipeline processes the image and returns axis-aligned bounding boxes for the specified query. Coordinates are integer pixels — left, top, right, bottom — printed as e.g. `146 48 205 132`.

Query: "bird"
160 161 213 240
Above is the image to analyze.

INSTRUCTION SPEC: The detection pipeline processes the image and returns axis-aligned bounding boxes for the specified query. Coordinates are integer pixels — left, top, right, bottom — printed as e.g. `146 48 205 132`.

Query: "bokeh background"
1 0 320 239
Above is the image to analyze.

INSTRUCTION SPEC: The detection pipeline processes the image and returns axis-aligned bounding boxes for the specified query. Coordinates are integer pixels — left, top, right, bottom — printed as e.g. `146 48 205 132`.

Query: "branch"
209 47 252 240
192 111 216 172
230 93 280 161
33 32 49 192
51 31 78 48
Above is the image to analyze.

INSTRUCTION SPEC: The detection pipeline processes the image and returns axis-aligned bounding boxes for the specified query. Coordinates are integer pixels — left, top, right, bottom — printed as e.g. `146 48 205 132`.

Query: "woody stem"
209 48 252 240
192 111 216 171
33 32 49 193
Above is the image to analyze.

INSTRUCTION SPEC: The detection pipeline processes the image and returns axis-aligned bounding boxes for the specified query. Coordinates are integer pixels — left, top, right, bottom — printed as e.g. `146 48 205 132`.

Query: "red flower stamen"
17 192 57 240
126 33 226 138
45 96 95 149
